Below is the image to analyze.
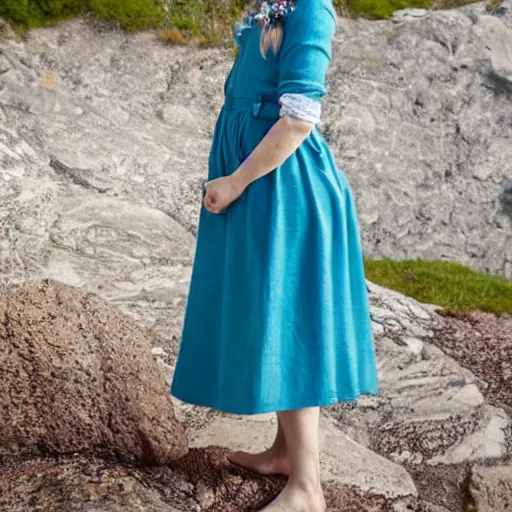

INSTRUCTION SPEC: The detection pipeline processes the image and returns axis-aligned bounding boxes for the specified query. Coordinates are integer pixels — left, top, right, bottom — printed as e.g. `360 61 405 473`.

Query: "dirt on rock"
406 463 471 512
0 448 399 512
0 453 196 512
432 311 512 412
409 309 512 512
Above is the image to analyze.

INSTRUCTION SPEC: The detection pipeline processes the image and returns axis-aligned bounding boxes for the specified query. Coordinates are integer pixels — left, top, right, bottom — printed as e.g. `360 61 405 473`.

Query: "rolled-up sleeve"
277 0 336 123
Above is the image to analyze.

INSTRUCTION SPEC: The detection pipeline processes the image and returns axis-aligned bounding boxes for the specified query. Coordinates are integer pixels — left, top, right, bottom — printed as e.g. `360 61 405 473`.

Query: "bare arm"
204 0 336 214
204 115 313 213
232 115 313 190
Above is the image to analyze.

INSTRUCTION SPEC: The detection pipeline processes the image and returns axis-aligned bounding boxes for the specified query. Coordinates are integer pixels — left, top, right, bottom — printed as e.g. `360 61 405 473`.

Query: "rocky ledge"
0 2 511 510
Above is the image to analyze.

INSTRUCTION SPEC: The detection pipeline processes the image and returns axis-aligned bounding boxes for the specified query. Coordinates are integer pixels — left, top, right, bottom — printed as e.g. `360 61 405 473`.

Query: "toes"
227 450 249 465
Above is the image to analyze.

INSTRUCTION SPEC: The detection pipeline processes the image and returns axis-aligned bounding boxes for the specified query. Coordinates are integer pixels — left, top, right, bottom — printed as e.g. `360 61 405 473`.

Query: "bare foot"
228 447 290 476
260 481 326 512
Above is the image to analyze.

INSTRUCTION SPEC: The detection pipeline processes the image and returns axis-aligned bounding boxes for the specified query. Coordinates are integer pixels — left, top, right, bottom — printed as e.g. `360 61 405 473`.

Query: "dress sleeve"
277 0 336 123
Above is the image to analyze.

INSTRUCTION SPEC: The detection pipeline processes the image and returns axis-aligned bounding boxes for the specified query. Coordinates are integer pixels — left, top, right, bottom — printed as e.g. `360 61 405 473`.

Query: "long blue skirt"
171 103 379 415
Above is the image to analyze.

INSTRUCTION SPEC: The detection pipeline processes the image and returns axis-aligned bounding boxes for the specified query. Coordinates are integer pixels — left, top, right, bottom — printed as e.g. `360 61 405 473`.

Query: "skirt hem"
170 386 379 416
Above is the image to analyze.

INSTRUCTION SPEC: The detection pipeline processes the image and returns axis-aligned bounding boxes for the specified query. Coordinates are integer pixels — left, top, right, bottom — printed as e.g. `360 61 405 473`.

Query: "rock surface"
432 310 512 411
403 463 470 512
328 282 510 469
0 281 187 464
469 464 512 512
1 3 512 277
189 413 417 499
0 454 194 512
1 2 512 511
0 449 395 512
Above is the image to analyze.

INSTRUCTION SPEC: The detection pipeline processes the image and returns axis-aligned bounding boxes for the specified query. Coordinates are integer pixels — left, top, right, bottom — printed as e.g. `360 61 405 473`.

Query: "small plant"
199 32 223 47
485 0 502 10
163 0 244 46
158 26 187 44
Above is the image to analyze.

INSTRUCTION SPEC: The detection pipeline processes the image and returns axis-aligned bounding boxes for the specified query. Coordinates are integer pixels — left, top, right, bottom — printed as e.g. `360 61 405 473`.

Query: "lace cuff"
279 93 322 124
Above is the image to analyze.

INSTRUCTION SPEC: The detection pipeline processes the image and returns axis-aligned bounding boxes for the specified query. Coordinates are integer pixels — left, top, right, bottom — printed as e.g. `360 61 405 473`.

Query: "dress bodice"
224 25 281 102
224 0 337 104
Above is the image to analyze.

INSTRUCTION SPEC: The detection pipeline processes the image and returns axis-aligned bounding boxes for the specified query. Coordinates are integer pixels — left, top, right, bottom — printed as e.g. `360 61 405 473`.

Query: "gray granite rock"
1 2 512 278
324 9 512 277
329 282 510 467
470 464 512 512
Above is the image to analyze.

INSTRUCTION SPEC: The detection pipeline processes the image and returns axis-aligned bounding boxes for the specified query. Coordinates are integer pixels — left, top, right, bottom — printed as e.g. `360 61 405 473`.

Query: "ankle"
288 475 322 495
269 440 287 457
270 445 287 458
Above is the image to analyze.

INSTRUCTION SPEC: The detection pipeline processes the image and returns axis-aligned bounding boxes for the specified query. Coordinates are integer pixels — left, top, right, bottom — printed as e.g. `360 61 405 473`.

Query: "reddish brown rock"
406 463 471 512
0 280 187 465
323 483 391 512
0 447 395 512
0 454 196 512
168 446 286 511
0 448 285 512
432 310 512 410
168 447 394 511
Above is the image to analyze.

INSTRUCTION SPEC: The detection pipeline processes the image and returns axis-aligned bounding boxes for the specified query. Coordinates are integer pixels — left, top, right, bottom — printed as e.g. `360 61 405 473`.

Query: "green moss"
0 0 83 29
0 0 167 32
89 0 165 30
347 0 431 19
364 258 512 315
165 0 201 33
431 0 479 8
0 0 244 43
164 0 244 43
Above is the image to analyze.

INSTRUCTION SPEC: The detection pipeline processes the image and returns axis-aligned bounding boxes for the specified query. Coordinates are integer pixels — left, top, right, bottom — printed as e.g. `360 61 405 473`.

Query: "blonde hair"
241 0 285 59
259 23 283 59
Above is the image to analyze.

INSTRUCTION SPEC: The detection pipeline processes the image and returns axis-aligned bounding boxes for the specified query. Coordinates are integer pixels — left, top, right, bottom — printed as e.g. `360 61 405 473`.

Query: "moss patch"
344 0 430 20
0 0 84 34
0 0 244 42
0 0 166 32
364 258 512 315
163 0 245 46
89 0 165 31
336 0 482 18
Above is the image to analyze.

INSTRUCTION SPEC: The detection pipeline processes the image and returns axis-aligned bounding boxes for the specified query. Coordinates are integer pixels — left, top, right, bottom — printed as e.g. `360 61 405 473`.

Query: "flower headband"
239 0 295 32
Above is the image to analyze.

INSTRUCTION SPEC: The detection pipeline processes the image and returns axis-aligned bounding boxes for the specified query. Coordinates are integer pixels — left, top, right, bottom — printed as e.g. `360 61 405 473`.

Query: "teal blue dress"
171 0 379 415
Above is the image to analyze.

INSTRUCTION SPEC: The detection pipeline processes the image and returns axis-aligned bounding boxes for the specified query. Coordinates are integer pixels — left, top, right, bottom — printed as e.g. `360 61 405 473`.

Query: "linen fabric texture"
170 0 379 414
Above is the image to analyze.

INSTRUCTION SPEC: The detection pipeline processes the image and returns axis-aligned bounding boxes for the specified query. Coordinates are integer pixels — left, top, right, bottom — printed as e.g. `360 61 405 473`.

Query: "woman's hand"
203 174 246 214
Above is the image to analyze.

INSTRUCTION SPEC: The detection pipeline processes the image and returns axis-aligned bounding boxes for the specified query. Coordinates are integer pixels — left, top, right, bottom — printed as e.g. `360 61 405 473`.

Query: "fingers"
203 184 215 212
204 191 225 214
204 189 215 211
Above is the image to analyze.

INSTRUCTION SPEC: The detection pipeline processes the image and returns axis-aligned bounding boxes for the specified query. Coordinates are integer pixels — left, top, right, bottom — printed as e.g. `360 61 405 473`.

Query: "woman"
171 0 379 509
